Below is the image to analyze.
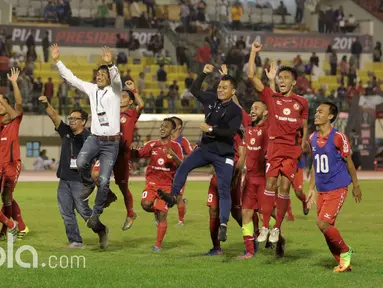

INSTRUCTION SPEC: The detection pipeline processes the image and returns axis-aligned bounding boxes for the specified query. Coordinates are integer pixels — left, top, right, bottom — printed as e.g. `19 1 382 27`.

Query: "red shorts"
0 161 21 190
266 142 301 183
242 175 265 211
113 152 131 185
206 173 242 209
317 187 348 225
293 168 304 191
141 184 170 213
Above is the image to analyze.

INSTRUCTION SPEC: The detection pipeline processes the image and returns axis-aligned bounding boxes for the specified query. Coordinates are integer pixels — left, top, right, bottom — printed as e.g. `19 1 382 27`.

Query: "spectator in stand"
337 82 347 105
176 44 189 67
116 51 128 65
325 5 334 33
219 0 229 22
3 35 12 57
309 52 319 68
333 5 344 33
293 54 305 75
44 1 57 22
155 90 165 113
42 31 50 63
73 89 83 110
317 5 325 33
127 31 140 50
56 0 66 23
96 0 109 27
115 0 124 29
26 31 35 52
347 66 357 87
27 45 37 62
275 1 288 24
32 77 43 112
44 77 54 103
168 80 179 113
236 36 246 50
8 53 19 69
130 0 143 28
356 80 365 96
373 42 382 62
339 55 349 82
147 34 163 56
157 65 167 90
180 1 190 33
145 0 156 19
185 72 194 90
196 0 207 22
208 28 220 60
115 34 127 48
58 79 69 115
25 58 35 79
17 44 27 62
194 39 211 71
330 50 338 76
231 1 243 30
351 37 363 69
295 0 305 24
138 72 145 95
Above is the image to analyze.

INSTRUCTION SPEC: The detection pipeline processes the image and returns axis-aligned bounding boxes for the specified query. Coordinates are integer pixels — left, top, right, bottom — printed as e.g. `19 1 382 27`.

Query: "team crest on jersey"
250 138 255 145
120 117 126 123
293 103 300 110
283 108 291 116
257 130 262 136
157 158 164 165
167 154 173 159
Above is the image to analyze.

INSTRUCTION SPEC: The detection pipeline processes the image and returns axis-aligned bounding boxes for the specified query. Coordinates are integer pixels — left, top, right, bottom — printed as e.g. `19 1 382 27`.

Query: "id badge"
97 112 109 126
70 158 77 169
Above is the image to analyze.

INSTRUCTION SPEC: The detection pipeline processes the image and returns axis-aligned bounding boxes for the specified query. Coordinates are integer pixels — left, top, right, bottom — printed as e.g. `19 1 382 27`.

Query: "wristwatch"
208 127 213 132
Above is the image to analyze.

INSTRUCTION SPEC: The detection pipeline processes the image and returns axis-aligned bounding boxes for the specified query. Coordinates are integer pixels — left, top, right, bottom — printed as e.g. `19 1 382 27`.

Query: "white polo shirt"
56 61 122 136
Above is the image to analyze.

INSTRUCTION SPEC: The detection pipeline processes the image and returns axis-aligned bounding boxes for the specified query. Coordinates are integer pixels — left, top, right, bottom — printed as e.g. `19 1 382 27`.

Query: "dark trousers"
352 151 361 170
59 97 68 115
57 179 100 243
146 4 156 18
76 135 119 216
171 147 234 224
295 7 303 23
43 48 49 63
330 63 337 75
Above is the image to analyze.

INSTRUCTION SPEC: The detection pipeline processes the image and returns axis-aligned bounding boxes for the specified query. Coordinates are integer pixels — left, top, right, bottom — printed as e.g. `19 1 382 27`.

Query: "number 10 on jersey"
315 154 329 173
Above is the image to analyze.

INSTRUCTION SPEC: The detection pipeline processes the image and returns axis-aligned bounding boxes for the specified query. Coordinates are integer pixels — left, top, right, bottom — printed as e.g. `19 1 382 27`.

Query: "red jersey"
259 86 308 146
233 132 245 163
120 108 140 149
245 118 269 178
309 129 350 158
176 135 193 155
139 139 184 186
0 114 22 163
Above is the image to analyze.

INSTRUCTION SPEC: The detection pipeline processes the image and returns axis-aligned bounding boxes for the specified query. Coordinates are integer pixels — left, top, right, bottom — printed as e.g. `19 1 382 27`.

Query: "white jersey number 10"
315 154 329 173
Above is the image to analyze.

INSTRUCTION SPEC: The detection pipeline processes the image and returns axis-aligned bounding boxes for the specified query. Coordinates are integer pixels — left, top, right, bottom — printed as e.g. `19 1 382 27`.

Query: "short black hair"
278 66 298 81
171 116 183 127
323 101 338 123
71 109 89 123
97 65 110 80
220 75 237 89
122 89 135 102
163 117 177 130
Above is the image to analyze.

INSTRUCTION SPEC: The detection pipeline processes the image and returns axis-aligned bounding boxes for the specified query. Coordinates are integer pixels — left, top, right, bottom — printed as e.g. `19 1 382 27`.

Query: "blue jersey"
298 154 306 169
311 129 351 192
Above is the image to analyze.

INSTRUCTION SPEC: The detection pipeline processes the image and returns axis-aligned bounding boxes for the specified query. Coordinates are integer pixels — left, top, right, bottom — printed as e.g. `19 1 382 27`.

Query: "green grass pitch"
1 180 382 288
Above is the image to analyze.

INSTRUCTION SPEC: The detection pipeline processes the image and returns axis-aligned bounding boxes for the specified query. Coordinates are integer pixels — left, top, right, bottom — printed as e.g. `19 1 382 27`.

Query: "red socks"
297 192 306 203
12 200 25 231
177 200 185 223
324 226 349 254
120 186 135 218
275 194 290 229
1 203 12 233
243 235 255 255
209 217 221 250
325 237 341 263
262 190 276 228
155 221 168 248
0 211 14 229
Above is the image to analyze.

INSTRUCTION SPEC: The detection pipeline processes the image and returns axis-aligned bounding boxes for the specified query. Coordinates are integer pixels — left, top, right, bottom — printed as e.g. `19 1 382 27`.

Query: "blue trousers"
57 180 93 243
76 135 119 215
171 147 234 224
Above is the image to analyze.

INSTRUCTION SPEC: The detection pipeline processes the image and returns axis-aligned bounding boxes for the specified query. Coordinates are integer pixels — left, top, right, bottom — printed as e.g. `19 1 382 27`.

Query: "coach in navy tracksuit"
159 64 242 242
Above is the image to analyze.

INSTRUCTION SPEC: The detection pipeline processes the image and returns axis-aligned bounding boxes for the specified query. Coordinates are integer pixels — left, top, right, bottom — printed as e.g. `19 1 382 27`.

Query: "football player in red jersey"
248 42 309 244
171 116 193 226
0 68 28 241
92 80 144 230
204 131 245 255
131 118 183 251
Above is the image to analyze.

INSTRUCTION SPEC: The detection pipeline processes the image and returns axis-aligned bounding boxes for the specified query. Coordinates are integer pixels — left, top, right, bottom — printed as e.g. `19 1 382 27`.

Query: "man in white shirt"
51 44 122 245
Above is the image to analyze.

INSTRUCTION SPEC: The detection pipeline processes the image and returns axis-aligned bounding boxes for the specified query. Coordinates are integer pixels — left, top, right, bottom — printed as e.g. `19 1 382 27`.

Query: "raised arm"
7 67 23 115
125 80 144 114
248 42 264 92
265 62 278 92
190 64 218 104
0 94 17 120
39 95 61 128
102 46 122 93
51 44 93 93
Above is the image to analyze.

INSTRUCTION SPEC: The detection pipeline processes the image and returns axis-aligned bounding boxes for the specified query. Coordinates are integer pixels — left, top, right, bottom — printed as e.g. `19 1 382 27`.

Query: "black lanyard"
96 89 107 112
70 136 74 158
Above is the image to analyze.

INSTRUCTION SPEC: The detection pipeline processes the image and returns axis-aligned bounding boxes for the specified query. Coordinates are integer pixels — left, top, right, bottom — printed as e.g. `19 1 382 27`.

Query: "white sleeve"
108 64 122 97
56 61 94 94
